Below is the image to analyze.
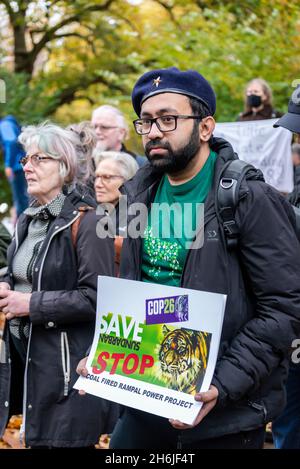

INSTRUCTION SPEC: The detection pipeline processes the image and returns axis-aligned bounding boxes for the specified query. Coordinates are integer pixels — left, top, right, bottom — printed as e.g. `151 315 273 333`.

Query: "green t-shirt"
141 150 217 286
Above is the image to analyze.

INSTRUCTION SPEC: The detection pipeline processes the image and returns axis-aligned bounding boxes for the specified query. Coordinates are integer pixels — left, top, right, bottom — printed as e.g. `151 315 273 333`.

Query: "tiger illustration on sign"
158 325 211 395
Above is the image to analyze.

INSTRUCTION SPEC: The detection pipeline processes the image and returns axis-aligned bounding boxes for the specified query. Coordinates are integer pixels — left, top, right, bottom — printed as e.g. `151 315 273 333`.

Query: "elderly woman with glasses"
93 150 139 270
0 122 118 448
75 151 139 421
93 150 139 208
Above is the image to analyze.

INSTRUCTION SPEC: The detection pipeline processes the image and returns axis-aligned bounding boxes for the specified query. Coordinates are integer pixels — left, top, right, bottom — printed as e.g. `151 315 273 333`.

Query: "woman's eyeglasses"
95 174 124 183
20 154 55 167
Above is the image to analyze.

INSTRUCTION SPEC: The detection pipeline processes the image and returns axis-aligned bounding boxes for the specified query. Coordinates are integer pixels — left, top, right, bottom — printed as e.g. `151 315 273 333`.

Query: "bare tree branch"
113 11 140 34
54 32 88 40
154 0 181 29
74 94 97 105
53 32 97 53
30 0 115 64
46 72 128 114
48 0 63 7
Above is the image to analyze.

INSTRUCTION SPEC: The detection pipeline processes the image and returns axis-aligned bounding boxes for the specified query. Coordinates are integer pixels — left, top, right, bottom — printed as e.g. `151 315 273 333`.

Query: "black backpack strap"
217 160 256 250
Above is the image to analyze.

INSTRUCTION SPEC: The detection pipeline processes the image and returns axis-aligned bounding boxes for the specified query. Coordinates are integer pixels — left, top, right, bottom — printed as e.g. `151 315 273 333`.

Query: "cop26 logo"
0 79 6 103
145 294 189 325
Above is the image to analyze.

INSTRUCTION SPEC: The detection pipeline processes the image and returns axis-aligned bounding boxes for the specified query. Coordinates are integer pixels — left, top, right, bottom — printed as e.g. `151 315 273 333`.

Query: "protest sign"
215 119 293 193
74 276 226 424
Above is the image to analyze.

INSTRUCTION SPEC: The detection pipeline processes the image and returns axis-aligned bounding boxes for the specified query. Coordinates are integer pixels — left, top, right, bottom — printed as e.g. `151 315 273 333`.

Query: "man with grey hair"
91 105 146 167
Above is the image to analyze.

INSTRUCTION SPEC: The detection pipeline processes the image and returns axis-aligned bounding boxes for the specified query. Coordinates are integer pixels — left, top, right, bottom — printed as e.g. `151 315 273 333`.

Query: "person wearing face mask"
237 78 282 121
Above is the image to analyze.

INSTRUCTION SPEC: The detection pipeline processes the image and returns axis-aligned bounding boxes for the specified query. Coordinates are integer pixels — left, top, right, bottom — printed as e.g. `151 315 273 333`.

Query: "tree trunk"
13 10 33 76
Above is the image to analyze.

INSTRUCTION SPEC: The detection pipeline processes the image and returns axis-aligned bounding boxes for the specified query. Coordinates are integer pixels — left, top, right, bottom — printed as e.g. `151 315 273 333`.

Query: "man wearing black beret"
109 67 300 449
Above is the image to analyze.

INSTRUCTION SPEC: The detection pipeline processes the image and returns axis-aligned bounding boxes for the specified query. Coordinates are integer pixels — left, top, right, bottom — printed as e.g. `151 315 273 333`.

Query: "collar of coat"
241 104 278 119
17 189 96 239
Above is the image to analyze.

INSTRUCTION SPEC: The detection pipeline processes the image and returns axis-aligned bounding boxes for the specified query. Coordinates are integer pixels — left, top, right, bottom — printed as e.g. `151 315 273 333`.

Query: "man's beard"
144 122 201 174
96 141 108 151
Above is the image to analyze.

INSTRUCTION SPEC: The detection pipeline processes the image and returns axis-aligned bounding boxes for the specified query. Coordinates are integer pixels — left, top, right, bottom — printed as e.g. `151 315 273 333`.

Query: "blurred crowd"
0 71 299 451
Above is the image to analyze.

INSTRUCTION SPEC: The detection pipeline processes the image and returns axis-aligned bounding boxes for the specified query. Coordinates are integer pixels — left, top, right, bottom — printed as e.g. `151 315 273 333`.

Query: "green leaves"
1 0 300 124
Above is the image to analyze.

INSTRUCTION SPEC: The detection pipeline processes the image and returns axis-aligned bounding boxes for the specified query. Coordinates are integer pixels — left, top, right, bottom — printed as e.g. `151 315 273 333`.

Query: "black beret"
132 67 216 117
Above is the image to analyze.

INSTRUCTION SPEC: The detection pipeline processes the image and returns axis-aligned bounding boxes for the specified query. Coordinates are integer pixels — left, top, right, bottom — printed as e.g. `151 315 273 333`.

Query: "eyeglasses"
95 174 124 183
133 114 203 135
19 154 55 167
93 124 119 132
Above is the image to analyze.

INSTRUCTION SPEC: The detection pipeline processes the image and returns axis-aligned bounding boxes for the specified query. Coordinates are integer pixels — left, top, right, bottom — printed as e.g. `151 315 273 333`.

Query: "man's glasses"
19 154 55 167
93 124 119 132
133 115 202 135
95 174 124 183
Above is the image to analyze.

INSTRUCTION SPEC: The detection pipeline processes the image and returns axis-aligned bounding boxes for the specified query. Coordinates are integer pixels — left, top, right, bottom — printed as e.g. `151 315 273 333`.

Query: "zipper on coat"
13 220 20 255
20 322 32 446
177 433 183 449
248 400 267 421
11 219 26 446
61 332 70 396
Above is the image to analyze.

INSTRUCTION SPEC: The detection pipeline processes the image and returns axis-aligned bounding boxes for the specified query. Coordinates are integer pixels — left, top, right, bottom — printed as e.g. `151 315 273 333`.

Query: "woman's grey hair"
67 121 97 185
94 150 139 181
19 121 78 184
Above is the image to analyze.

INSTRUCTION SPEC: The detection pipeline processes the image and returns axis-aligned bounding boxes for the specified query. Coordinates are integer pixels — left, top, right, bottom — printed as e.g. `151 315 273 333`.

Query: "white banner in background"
215 119 293 193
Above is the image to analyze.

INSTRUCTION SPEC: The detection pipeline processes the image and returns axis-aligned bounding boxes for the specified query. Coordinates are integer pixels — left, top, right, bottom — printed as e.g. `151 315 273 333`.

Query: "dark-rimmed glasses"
133 115 202 135
19 154 55 167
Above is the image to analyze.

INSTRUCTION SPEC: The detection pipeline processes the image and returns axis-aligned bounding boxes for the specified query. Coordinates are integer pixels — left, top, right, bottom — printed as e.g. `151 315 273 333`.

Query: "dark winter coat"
0 222 11 269
117 137 300 443
0 190 119 447
288 165 300 208
121 143 147 168
237 104 282 122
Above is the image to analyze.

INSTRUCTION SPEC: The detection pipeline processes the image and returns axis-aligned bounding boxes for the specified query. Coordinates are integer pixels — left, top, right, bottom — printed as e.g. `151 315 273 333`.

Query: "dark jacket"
0 190 119 447
121 143 147 168
288 165 300 208
237 104 282 122
118 137 300 443
0 222 11 269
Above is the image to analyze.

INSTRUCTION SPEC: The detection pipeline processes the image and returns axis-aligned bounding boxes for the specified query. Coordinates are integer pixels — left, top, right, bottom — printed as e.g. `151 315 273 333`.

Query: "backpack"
71 206 94 248
217 160 300 248
71 205 122 274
